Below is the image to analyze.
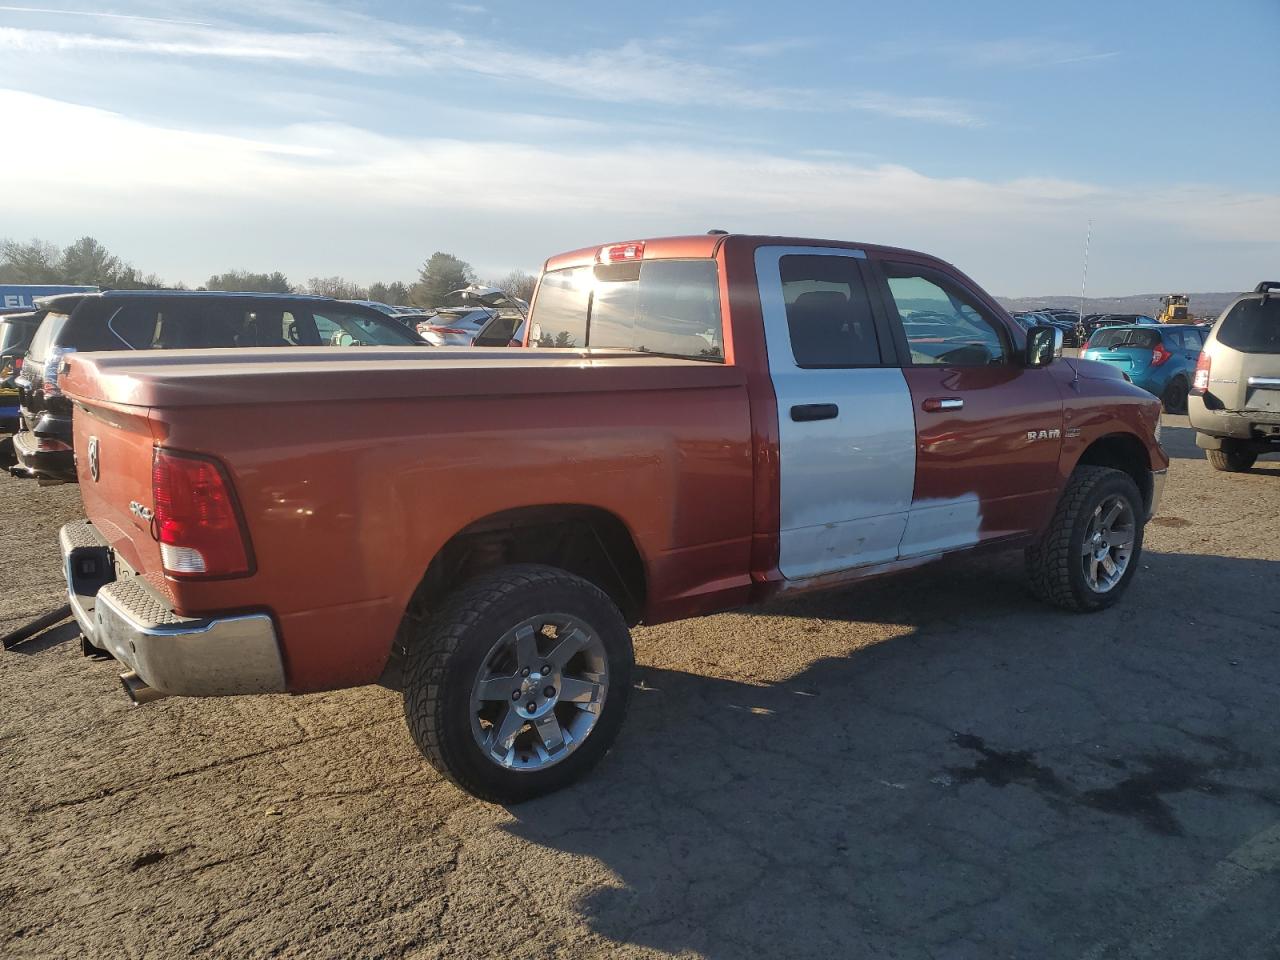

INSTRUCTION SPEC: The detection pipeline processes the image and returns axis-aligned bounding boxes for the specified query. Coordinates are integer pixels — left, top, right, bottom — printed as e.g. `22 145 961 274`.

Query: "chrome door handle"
922 397 964 412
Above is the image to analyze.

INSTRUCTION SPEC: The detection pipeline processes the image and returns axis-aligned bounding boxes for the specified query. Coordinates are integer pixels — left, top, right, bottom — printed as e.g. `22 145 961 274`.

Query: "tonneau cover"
61 346 737 409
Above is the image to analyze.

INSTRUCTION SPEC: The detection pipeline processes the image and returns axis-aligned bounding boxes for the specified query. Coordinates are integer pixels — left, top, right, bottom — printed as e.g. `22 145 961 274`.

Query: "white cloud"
0 13 982 124
2 89 1275 295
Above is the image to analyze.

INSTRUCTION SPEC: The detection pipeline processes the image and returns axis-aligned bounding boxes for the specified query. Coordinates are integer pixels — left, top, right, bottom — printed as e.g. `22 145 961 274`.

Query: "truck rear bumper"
61 521 287 697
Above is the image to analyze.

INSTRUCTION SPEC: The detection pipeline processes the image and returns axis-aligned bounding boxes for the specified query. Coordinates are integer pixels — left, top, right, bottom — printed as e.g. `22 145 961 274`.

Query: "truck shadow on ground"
504 551 1280 959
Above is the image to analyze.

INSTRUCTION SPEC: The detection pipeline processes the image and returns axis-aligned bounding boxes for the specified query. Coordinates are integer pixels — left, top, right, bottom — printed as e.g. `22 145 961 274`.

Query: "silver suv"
1189 282 1280 471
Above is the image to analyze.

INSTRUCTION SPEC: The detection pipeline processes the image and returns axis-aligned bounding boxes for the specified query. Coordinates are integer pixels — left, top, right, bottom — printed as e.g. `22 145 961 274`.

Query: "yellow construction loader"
1158 294 1192 323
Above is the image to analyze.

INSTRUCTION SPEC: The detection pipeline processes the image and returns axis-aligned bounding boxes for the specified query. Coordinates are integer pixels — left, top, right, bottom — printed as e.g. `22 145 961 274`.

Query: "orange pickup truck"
58 233 1166 802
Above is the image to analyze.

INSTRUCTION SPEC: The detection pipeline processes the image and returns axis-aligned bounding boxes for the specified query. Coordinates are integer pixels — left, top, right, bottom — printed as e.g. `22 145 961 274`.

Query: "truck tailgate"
72 398 167 593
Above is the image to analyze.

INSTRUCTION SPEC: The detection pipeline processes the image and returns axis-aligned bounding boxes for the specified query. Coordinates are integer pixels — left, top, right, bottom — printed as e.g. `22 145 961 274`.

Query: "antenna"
1079 219 1094 323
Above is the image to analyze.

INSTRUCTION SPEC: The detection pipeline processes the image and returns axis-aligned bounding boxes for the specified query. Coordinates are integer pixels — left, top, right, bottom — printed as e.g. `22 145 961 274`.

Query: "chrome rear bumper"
61 521 286 697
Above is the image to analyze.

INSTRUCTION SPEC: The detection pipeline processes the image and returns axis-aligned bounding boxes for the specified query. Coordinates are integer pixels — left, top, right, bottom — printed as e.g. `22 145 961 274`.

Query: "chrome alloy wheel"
469 614 608 771
1081 494 1136 593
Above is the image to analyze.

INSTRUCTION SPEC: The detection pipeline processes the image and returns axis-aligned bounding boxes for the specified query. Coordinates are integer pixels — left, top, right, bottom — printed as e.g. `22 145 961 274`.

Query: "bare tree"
305 276 367 300
367 280 412 306
0 238 66 283
491 269 538 302
206 270 294 293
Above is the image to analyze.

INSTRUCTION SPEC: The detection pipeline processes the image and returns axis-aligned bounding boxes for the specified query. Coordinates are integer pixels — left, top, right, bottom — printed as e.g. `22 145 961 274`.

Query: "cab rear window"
1216 298 1280 354
530 260 724 361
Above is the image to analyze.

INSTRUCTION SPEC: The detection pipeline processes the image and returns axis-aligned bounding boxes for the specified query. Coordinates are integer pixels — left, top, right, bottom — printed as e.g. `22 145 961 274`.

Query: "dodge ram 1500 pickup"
57 233 1167 803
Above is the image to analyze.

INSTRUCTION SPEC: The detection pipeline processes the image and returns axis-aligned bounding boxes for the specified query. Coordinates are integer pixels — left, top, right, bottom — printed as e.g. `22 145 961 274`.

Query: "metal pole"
1 604 71 650
1079 218 1094 323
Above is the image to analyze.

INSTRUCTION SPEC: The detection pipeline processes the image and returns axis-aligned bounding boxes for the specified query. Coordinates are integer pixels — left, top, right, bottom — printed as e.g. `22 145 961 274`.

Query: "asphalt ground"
1 414 1277 959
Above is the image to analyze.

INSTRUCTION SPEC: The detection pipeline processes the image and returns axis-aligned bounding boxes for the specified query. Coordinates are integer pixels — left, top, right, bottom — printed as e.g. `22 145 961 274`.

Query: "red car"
58 233 1166 802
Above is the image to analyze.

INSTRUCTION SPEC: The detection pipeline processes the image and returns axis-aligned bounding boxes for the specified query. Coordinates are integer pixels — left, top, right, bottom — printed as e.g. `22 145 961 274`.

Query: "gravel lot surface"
1 415 1277 959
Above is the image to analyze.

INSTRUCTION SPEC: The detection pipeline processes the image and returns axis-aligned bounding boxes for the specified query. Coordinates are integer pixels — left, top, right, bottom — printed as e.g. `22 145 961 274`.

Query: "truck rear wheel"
402 564 633 804
1025 466 1145 612
1207 444 1256 472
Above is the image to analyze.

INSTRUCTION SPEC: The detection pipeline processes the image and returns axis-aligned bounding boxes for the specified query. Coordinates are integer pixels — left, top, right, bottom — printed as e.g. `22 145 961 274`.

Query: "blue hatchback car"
1081 324 1206 413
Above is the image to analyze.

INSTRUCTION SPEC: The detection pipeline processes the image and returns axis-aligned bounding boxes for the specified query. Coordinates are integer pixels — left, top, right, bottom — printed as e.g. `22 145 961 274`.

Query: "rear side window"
25 313 70 361
779 255 881 367
531 260 724 360
1216 298 1280 353
106 303 242 349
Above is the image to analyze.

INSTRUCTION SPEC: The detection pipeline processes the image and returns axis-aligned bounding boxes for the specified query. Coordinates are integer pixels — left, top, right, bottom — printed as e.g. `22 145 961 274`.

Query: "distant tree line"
1 237 539 309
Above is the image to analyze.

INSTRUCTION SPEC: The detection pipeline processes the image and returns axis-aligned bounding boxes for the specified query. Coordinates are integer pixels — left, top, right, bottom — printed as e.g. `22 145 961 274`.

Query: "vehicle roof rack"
1257 281 1280 303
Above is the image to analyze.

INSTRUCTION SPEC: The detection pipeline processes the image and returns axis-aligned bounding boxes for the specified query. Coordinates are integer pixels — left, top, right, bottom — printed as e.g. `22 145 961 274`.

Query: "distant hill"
996 292 1242 320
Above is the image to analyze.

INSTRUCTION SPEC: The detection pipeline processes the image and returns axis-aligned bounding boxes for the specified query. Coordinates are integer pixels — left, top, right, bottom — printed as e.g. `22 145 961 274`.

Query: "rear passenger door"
755 246 916 580
869 257 1064 556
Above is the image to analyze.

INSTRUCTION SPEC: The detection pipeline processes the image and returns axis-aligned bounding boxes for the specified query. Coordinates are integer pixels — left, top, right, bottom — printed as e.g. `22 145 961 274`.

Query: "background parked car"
1075 313 1158 347
11 290 427 484
417 307 503 346
1081 324 1205 413
0 309 42 436
1188 281 1280 471
344 300 429 325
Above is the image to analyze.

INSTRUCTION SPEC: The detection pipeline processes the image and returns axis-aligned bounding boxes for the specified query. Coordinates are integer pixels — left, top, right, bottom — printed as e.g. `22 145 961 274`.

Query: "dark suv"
1 309 43 436
11 291 427 483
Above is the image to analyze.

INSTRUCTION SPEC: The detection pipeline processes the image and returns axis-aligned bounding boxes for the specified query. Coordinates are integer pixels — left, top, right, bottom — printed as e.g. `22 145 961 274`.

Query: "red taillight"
35 437 72 453
1191 352 1211 394
597 241 645 264
13 357 21 371
425 326 468 336
507 338 521 347
152 448 252 578
1150 343 1172 366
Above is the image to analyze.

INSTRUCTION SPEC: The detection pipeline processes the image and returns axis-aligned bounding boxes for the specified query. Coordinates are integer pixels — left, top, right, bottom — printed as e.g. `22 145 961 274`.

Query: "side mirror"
1025 324 1062 368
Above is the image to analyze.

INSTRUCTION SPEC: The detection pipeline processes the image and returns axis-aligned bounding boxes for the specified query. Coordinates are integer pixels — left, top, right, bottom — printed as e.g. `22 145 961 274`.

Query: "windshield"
529 259 724 361
1088 329 1160 350
1216 297 1280 354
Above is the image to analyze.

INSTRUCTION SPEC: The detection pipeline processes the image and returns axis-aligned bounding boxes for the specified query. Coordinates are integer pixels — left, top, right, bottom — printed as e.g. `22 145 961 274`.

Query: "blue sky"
1 0 1276 295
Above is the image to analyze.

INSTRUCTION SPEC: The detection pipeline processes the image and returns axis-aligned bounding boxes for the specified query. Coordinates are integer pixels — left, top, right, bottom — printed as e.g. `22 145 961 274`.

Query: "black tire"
1161 377 1189 415
1026 466 1145 612
402 564 633 804
1207 444 1256 472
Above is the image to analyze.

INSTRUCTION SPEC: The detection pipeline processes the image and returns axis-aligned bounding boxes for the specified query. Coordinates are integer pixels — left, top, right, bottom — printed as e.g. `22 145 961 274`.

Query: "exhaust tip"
119 670 168 706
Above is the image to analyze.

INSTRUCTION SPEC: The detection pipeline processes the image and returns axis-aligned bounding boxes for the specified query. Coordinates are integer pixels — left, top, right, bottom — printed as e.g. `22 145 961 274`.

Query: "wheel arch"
382 504 648 688
1069 432 1153 513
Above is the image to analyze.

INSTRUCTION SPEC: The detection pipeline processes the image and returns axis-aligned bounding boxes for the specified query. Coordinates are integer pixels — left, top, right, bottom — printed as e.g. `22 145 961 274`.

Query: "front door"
755 246 917 580
870 257 1064 558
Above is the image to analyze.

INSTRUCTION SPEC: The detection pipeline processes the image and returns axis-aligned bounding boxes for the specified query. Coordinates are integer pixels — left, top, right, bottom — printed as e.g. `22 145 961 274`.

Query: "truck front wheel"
1025 466 1145 612
402 564 633 804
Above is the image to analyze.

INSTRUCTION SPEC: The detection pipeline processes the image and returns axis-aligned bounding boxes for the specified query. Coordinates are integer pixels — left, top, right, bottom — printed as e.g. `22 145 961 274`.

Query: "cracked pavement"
2 415 1278 959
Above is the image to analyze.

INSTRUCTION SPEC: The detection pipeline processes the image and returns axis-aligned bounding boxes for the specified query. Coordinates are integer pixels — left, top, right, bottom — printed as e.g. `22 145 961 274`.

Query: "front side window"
779 255 881 367
882 264 1008 366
